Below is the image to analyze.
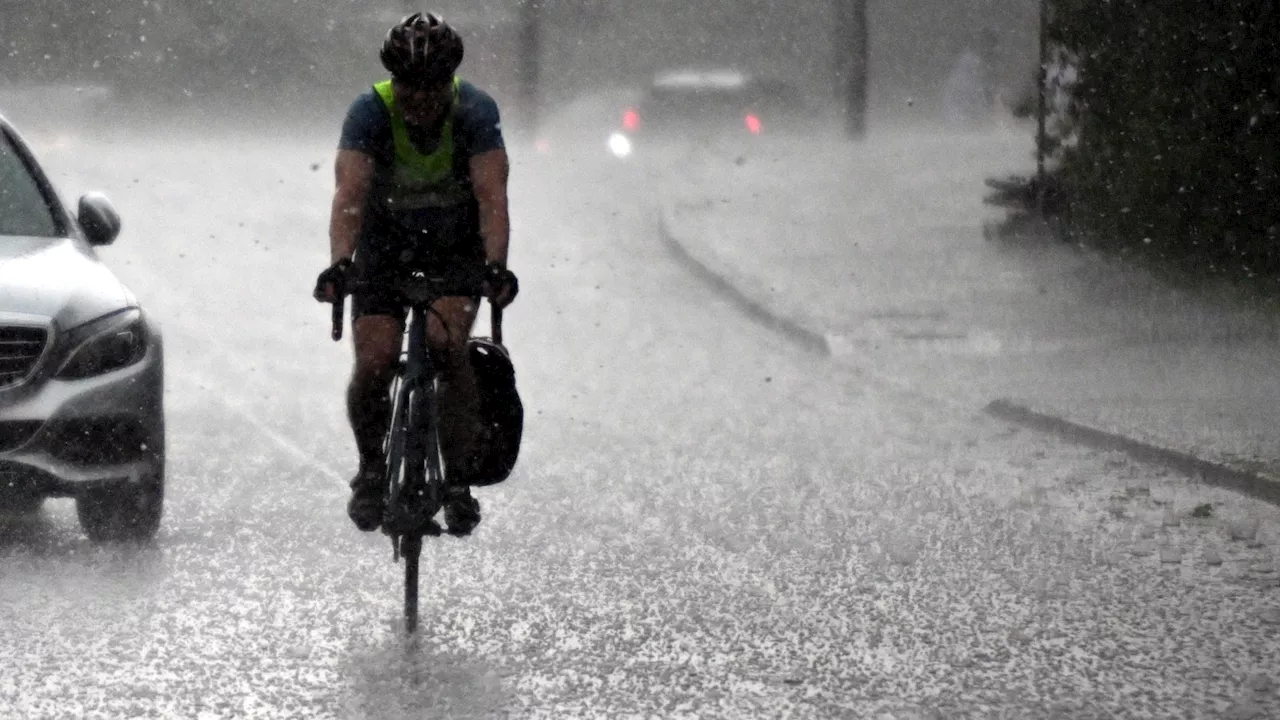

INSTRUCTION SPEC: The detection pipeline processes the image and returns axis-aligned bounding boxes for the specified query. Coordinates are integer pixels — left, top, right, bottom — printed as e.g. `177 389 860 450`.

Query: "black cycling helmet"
380 12 464 86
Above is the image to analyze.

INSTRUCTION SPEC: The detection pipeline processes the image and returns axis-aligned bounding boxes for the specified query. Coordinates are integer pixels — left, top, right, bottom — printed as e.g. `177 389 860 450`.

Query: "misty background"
6 1 1280 717
1 0 1042 128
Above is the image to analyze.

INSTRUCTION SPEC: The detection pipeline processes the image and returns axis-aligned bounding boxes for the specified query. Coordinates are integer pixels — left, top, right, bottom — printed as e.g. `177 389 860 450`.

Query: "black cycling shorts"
352 223 485 324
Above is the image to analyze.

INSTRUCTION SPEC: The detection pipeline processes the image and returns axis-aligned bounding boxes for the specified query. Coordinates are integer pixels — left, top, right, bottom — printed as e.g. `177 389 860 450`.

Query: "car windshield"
643 87 755 125
0 132 58 237
640 78 804 128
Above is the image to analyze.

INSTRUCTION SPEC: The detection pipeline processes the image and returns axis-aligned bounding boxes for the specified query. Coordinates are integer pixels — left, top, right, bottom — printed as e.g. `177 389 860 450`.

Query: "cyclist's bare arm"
330 149 376 265
470 148 510 268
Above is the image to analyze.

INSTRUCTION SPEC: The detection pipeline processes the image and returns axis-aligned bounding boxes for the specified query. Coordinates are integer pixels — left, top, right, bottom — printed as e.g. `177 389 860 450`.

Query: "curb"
658 206 830 356
985 399 1280 506
660 201 1280 507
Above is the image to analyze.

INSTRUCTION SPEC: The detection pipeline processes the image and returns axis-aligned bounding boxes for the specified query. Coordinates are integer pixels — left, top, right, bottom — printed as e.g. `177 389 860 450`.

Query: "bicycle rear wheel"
425 376 449 488
383 370 409 533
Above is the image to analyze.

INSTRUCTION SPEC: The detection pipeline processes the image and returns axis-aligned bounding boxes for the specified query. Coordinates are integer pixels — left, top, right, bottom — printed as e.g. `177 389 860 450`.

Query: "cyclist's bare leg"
426 296 481 481
348 314 403 472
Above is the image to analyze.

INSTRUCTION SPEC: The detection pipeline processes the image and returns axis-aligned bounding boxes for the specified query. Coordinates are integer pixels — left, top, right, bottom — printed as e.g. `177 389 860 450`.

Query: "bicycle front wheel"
401 533 422 633
399 380 433 634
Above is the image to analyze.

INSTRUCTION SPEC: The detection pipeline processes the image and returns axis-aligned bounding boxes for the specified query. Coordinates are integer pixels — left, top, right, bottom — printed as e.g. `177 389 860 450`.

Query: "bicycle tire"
400 379 432 634
402 383 429 506
398 377 453 633
425 376 449 488
384 370 409 531
401 533 422 633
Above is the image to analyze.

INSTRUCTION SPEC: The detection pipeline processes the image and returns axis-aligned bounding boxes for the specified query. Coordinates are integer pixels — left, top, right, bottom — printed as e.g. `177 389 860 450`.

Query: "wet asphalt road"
1 118 1279 719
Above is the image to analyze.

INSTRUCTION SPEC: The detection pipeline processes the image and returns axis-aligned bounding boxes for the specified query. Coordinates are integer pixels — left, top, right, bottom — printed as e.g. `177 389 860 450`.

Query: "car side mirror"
77 192 122 246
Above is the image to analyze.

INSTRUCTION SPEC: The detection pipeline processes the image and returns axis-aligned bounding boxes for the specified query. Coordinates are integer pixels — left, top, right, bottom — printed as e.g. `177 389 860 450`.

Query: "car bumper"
608 131 763 161
0 317 163 498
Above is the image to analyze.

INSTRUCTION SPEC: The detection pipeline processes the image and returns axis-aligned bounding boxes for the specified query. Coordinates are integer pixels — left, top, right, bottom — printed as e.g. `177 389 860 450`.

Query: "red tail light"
745 114 762 135
623 109 640 131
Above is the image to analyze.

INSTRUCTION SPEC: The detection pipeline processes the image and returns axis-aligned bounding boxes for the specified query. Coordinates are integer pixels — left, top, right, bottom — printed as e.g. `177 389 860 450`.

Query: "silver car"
0 113 165 542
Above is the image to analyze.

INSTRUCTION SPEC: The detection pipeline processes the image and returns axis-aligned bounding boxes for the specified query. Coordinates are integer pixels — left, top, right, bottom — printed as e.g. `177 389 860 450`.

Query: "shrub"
1046 0 1280 278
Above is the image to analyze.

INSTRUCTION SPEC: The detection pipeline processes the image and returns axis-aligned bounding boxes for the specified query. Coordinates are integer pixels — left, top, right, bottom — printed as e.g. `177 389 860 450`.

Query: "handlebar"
329 273 505 344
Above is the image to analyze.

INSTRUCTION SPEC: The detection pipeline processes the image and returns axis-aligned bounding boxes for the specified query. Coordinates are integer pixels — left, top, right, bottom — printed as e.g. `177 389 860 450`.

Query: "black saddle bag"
466 337 523 486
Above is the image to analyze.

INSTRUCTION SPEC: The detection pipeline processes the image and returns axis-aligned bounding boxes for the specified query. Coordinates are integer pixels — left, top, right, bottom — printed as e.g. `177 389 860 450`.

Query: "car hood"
0 236 133 330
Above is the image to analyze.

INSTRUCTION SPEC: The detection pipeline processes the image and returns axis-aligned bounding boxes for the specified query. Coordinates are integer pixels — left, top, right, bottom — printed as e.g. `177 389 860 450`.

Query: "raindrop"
1246 674 1275 693
886 545 917 566
1224 700 1266 720
1229 518 1260 542
1248 560 1276 575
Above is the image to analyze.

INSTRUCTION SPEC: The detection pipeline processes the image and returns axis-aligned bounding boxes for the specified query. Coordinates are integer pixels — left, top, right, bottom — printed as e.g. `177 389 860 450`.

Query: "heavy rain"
1 0 1279 717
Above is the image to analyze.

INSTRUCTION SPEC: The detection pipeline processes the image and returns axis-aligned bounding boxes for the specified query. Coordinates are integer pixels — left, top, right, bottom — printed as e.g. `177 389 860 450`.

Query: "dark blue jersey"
339 79 504 237
338 79 505 165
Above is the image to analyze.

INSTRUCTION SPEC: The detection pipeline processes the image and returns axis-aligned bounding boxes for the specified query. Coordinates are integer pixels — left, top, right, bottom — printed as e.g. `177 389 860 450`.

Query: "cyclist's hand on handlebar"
483 263 519 309
314 258 352 303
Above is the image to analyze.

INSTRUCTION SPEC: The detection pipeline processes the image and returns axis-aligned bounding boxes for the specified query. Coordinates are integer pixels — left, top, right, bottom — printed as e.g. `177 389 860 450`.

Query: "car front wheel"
76 476 164 543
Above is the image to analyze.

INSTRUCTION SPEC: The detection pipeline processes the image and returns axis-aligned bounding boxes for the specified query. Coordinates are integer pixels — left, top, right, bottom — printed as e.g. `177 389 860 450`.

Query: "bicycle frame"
331 268 498 635
382 302 447 634
383 301 447 547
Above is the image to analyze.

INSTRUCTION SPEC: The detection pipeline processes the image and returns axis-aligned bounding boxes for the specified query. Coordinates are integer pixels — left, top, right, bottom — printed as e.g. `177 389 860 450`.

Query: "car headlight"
56 310 148 379
608 132 633 158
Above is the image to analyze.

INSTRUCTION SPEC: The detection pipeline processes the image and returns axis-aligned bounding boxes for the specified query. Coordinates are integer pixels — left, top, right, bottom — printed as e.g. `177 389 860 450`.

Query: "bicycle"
329 265 505 634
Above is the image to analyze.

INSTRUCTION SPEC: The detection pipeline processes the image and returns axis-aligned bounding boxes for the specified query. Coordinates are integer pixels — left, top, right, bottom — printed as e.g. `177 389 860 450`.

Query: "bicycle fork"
384 307 444 561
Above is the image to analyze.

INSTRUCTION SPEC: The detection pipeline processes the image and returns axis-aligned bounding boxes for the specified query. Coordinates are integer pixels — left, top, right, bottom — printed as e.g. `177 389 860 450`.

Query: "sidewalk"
659 123 1280 499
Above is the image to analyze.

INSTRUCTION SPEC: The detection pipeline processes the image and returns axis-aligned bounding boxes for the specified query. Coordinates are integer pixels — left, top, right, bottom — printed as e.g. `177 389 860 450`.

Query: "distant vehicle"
607 68 807 159
0 113 165 542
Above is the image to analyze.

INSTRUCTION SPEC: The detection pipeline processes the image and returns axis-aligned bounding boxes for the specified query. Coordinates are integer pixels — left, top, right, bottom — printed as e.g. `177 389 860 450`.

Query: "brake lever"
331 296 345 342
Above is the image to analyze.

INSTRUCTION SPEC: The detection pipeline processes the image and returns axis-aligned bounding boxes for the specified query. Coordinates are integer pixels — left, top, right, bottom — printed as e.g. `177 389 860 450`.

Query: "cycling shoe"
346 466 386 532
443 485 481 537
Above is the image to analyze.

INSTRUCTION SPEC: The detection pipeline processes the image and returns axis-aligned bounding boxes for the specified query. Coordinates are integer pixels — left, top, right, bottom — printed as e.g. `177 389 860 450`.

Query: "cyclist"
314 11 517 535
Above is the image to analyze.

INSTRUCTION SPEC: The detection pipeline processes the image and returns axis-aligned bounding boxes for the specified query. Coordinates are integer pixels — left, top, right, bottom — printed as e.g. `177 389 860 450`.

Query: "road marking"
170 363 347 489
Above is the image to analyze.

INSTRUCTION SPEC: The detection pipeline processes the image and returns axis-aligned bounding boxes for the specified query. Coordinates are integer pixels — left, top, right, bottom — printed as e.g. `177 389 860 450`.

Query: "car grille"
0 326 47 389
47 418 153 465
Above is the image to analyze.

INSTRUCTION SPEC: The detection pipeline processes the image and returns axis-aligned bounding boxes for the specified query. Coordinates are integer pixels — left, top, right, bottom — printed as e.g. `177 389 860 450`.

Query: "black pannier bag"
465 337 523 486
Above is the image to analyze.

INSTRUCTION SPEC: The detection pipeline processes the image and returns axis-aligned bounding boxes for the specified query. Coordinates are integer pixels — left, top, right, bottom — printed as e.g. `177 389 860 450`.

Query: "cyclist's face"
394 79 452 127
